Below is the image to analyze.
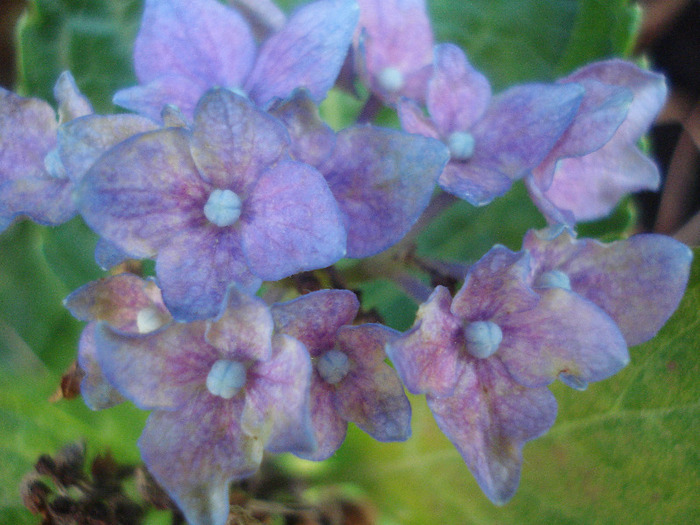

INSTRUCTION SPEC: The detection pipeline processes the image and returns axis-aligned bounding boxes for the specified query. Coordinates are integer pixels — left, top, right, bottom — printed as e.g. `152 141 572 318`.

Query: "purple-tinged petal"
297 375 347 460
270 90 336 167
320 125 448 257
94 238 130 271
243 334 316 454
113 74 205 122
54 71 92 124
58 114 157 184
77 323 126 410
538 143 660 223
532 80 632 188
334 324 411 442
133 0 255 88
246 0 360 106
451 246 538 321
524 229 693 346
95 322 216 410
241 159 346 280
156 228 261 322
497 287 629 388
0 89 75 229
562 59 667 145
64 273 169 332
356 0 433 103
227 0 286 39
438 161 513 207
385 286 461 397
190 89 289 192
271 289 359 355
524 175 575 227
427 44 491 136
139 391 260 525
77 128 209 258
397 97 440 139
427 358 557 505
206 287 273 362
469 83 583 180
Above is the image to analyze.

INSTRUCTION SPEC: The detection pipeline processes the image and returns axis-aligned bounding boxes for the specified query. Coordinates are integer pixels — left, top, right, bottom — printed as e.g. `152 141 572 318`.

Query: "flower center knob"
136 306 168 334
447 131 475 161
534 269 571 290
317 349 350 384
206 359 247 399
378 67 405 93
204 189 242 227
463 321 502 359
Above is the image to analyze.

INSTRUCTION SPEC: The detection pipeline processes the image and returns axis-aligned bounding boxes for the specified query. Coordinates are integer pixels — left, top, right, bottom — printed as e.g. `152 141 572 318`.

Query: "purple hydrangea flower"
523 226 692 348
526 60 667 225
354 0 434 104
398 44 584 206
114 0 359 120
0 72 90 231
271 289 411 460
95 287 315 525
78 88 347 321
386 246 629 503
64 273 172 410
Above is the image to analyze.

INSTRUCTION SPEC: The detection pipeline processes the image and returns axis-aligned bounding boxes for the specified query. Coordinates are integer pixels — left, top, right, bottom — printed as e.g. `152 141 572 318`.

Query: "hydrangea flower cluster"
0 0 693 524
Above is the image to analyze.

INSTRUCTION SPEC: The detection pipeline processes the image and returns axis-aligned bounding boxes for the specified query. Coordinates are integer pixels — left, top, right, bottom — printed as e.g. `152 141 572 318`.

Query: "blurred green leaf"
16 0 142 111
288 248 700 524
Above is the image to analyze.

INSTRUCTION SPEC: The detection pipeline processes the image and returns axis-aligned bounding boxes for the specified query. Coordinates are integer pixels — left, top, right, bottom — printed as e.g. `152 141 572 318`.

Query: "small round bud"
136 306 168 334
206 360 247 399
534 269 571 290
463 321 502 359
447 131 476 161
317 349 350 384
378 67 405 93
204 189 242 227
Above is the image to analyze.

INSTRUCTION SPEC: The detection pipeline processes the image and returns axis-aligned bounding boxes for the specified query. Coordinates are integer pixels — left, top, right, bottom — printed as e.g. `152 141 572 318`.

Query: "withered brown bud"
50 360 86 402
19 474 51 514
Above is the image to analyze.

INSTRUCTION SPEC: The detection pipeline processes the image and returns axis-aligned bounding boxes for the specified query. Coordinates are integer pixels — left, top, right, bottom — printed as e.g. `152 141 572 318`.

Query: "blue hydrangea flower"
523 226 692 348
78 88 347 321
398 44 584 206
95 287 315 525
64 273 172 410
114 0 359 120
354 0 434 104
386 246 629 503
526 60 667 225
0 72 90 231
271 289 411 460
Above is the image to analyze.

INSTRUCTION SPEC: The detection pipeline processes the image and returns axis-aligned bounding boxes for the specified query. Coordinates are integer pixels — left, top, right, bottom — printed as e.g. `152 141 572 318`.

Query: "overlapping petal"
524 228 693 346
319 125 448 257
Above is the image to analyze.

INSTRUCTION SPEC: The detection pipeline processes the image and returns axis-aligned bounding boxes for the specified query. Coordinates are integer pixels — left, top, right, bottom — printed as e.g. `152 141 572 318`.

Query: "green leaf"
288 247 700 524
15 0 142 111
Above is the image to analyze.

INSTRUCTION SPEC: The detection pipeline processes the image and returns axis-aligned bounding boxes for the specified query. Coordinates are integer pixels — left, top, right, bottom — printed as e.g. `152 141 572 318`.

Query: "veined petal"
206 286 273 362
524 229 693 346
78 323 126 410
427 358 557 505
243 334 316 454
190 89 289 192
321 125 448 257
139 391 260 525
95 322 216 410
246 0 359 106
296 375 347 461
77 128 209 259
397 97 440 139
113 75 205 121
470 83 583 180
156 228 261 322
54 71 92 124
133 0 255 87
271 289 359 356
385 286 461 397
427 43 491 136
498 287 629 388
438 161 513 207
241 159 346 280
